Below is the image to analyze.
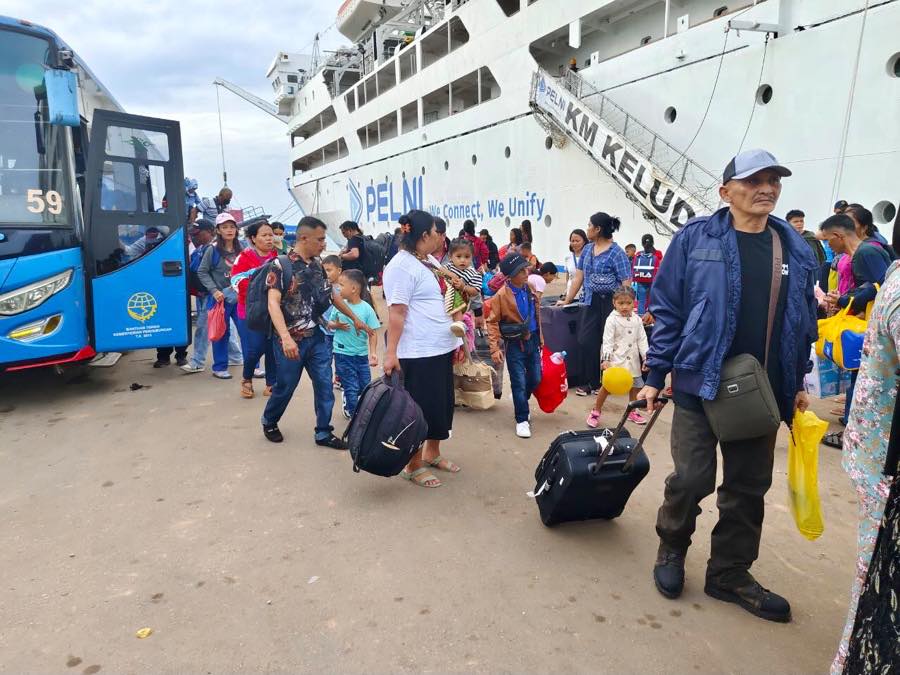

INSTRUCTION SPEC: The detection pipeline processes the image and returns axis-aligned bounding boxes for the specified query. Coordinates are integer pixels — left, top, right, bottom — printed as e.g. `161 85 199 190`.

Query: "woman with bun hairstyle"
559 212 632 395
383 209 465 488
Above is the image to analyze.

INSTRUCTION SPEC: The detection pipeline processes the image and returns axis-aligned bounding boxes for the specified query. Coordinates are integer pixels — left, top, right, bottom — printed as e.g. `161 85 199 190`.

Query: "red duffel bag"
534 346 568 413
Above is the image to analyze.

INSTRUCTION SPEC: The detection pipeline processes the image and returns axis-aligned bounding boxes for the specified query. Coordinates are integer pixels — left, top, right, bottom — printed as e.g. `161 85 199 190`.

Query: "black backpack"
343 373 429 477
246 255 293 333
361 235 386 279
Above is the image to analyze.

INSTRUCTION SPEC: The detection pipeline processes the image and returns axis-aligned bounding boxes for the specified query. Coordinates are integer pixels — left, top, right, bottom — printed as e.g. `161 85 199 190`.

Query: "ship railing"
560 69 720 211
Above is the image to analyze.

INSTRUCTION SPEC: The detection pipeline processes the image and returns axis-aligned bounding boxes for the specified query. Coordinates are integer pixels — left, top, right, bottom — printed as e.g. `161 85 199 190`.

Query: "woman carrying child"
328 269 381 419
585 285 650 428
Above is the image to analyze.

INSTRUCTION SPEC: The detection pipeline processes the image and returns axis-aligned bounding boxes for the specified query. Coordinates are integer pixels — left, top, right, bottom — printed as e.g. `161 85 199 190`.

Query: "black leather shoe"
315 434 348 450
152 359 170 368
653 548 686 599
263 424 284 443
704 574 791 623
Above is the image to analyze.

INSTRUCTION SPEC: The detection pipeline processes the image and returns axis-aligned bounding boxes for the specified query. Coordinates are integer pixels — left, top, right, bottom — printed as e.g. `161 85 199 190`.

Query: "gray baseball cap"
723 149 792 183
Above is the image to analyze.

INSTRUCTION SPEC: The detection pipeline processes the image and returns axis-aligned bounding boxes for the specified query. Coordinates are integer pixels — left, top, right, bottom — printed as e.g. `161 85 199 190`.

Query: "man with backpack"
632 234 663 315
260 216 373 446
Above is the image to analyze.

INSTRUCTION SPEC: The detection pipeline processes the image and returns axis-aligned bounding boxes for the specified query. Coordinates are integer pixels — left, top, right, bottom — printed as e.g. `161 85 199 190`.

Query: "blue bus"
0 16 190 373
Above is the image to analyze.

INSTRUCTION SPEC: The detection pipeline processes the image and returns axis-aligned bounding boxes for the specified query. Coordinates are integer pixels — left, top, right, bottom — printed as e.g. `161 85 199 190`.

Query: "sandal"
822 431 843 449
400 467 442 488
829 407 845 417
240 379 254 399
263 385 273 397
424 455 461 473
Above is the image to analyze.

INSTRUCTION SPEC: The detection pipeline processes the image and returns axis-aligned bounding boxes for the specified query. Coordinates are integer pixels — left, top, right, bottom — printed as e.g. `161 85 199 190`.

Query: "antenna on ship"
215 84 228 186
310 33 321 75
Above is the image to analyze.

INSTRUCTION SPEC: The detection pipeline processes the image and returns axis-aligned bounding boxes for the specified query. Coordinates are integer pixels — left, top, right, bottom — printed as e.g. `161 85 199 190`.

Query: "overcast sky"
7 0 346 221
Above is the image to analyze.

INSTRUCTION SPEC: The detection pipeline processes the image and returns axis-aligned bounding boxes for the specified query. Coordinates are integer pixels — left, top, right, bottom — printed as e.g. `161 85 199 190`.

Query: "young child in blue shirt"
321 255 343 390
329 269 381 419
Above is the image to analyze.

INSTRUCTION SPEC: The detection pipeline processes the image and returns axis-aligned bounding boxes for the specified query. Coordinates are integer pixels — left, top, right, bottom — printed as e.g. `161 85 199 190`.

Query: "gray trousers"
655 404 777 582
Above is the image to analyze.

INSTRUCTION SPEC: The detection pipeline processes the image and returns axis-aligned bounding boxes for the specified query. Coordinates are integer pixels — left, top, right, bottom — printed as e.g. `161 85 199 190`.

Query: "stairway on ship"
529 67 720 237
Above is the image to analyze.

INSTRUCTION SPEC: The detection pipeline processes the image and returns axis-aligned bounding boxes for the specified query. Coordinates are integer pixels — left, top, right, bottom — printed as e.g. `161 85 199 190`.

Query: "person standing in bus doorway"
201 187 233 221
632 234 663 316
184 177 201 225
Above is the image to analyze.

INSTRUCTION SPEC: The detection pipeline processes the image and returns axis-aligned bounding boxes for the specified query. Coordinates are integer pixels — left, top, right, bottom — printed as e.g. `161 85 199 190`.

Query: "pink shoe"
627 410 647 425
586 410 601 428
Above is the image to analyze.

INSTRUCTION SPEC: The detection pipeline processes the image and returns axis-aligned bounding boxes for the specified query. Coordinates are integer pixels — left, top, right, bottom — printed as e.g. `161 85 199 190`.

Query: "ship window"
423 84 451 126
345 90 356 113
873 200 897 225
713 6 728 18
364 74 377 105
378 111 399 144
479 67 501 103
400 100 418 135
497 0 520 16
505 146 511 158
664 107 677 123
504 216 511 227
450 71 479 115
471 154 477 165
421 166 426 175
421 16 469 70
444 161 449 171
449 16 469 52
544 215 552 228
287 74 298 83
640 36 652 46
889 53 900 78
376 59 397 97
756 84 773 105
544 136 553 150
400 50 417 82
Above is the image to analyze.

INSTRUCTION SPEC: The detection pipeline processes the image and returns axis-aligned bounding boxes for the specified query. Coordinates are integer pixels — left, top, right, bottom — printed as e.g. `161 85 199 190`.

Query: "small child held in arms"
328 269 381 419
321 255 343 389
586 285 650 428
442 238 482 344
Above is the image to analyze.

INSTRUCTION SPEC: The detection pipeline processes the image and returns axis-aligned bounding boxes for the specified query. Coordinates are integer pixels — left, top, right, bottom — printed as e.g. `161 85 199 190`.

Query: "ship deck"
0 291 858 673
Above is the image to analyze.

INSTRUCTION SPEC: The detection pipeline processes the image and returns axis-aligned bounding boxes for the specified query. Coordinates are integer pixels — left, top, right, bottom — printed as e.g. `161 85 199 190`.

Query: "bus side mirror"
44 69 80 126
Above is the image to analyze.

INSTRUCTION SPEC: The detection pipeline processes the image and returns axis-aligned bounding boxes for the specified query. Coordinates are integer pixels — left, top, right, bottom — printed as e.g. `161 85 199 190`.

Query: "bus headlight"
0 269 73 316
8 314 63 342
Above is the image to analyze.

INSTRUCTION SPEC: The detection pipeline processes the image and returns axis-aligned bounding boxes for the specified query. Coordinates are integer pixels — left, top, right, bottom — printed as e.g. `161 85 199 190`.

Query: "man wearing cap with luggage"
639 149 818 623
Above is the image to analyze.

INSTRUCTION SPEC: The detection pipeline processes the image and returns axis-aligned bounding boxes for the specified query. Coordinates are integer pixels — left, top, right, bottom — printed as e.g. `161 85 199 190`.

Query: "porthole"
756 84 773 105
888 53 900 78
444 160 449 171
370 179 374 186
640 36 652 46
402 171 406 180
504 146 511 158
873 200 897 224
504 216 511 227
664 107 677 124
471 154 477 165
544 136 553 150
421 166 426 175
544 215 552 228
357 182 361 189
713 6 728 18
385 175 389 183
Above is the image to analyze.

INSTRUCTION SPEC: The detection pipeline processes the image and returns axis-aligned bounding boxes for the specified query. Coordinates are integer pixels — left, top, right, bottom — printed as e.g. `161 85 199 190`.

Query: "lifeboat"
336 0 404 43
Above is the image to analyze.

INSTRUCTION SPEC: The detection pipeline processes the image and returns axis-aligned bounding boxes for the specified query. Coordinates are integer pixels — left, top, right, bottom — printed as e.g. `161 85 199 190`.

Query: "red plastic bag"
208 300 226 342
534 346 568 413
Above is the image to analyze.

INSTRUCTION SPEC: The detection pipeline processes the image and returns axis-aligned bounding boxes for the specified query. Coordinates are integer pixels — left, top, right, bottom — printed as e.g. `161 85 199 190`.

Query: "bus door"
83 110 189 352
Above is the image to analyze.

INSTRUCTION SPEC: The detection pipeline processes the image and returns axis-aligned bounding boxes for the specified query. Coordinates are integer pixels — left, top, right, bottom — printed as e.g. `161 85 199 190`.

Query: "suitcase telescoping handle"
596 396 671 473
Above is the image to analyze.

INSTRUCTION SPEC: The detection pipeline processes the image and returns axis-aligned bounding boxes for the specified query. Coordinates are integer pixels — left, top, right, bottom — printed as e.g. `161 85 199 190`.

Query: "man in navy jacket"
639 149 818 623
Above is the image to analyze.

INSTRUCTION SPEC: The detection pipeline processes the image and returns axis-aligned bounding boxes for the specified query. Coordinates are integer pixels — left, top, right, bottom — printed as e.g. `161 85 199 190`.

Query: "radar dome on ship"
337 0 405 43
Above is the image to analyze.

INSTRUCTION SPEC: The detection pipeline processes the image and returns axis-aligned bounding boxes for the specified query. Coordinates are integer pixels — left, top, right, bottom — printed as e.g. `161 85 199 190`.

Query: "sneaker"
175 357 188 367
315 434 348 450
450 321 466 338
228 360 243 367
575 386 591 397
515 421 532 438
653 547 686 599
152 359 170 368
704 573 791 623
628 410 648 425
253 368 265 379
212 370 232 380
586 410 601 428
342 407 351 420
262 424 284 443
180 363 204 374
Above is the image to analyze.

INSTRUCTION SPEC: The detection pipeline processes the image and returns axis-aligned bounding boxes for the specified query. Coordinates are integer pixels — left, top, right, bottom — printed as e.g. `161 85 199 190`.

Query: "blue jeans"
844 369 857 423
190 296 242 368
634 282 651 315
238 320 275 385
334 353 371 417
262 331 335 440
505 333 542 423
211 300 241 373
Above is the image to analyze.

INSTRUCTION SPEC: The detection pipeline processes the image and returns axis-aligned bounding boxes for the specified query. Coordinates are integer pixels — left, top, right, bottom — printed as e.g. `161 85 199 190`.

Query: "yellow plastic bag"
787 410 828 540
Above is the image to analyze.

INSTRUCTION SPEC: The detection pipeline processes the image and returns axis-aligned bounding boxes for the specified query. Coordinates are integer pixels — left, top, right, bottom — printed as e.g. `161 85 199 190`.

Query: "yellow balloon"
602 366 633 396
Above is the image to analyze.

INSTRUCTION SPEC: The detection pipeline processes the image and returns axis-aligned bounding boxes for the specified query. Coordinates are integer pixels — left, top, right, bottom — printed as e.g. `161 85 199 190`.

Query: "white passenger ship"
268 0 899 261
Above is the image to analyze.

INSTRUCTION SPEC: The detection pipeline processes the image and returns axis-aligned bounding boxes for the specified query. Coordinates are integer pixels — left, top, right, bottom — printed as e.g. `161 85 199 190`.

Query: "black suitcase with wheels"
532 398 670 526
539 303 590 387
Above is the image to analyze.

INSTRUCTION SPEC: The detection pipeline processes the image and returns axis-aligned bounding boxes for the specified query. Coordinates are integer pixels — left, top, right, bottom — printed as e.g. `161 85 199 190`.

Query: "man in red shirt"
632 233 663 315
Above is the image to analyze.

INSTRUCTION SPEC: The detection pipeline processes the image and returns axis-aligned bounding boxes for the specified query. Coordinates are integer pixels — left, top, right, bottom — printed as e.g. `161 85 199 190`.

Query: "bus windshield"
0 28 74 227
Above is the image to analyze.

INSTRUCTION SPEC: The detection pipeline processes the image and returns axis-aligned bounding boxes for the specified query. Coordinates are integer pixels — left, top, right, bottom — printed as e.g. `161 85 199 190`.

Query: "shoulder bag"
702 227 784 442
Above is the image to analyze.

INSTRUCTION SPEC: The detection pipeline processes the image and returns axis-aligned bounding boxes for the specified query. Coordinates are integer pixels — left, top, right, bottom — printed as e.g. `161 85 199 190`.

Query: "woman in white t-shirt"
383 210 464 488
565 229 588 302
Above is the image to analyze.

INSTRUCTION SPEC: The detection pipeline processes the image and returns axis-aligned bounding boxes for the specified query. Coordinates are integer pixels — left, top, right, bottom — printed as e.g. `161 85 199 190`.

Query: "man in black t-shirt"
339 220 365 273
641 149 818 624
